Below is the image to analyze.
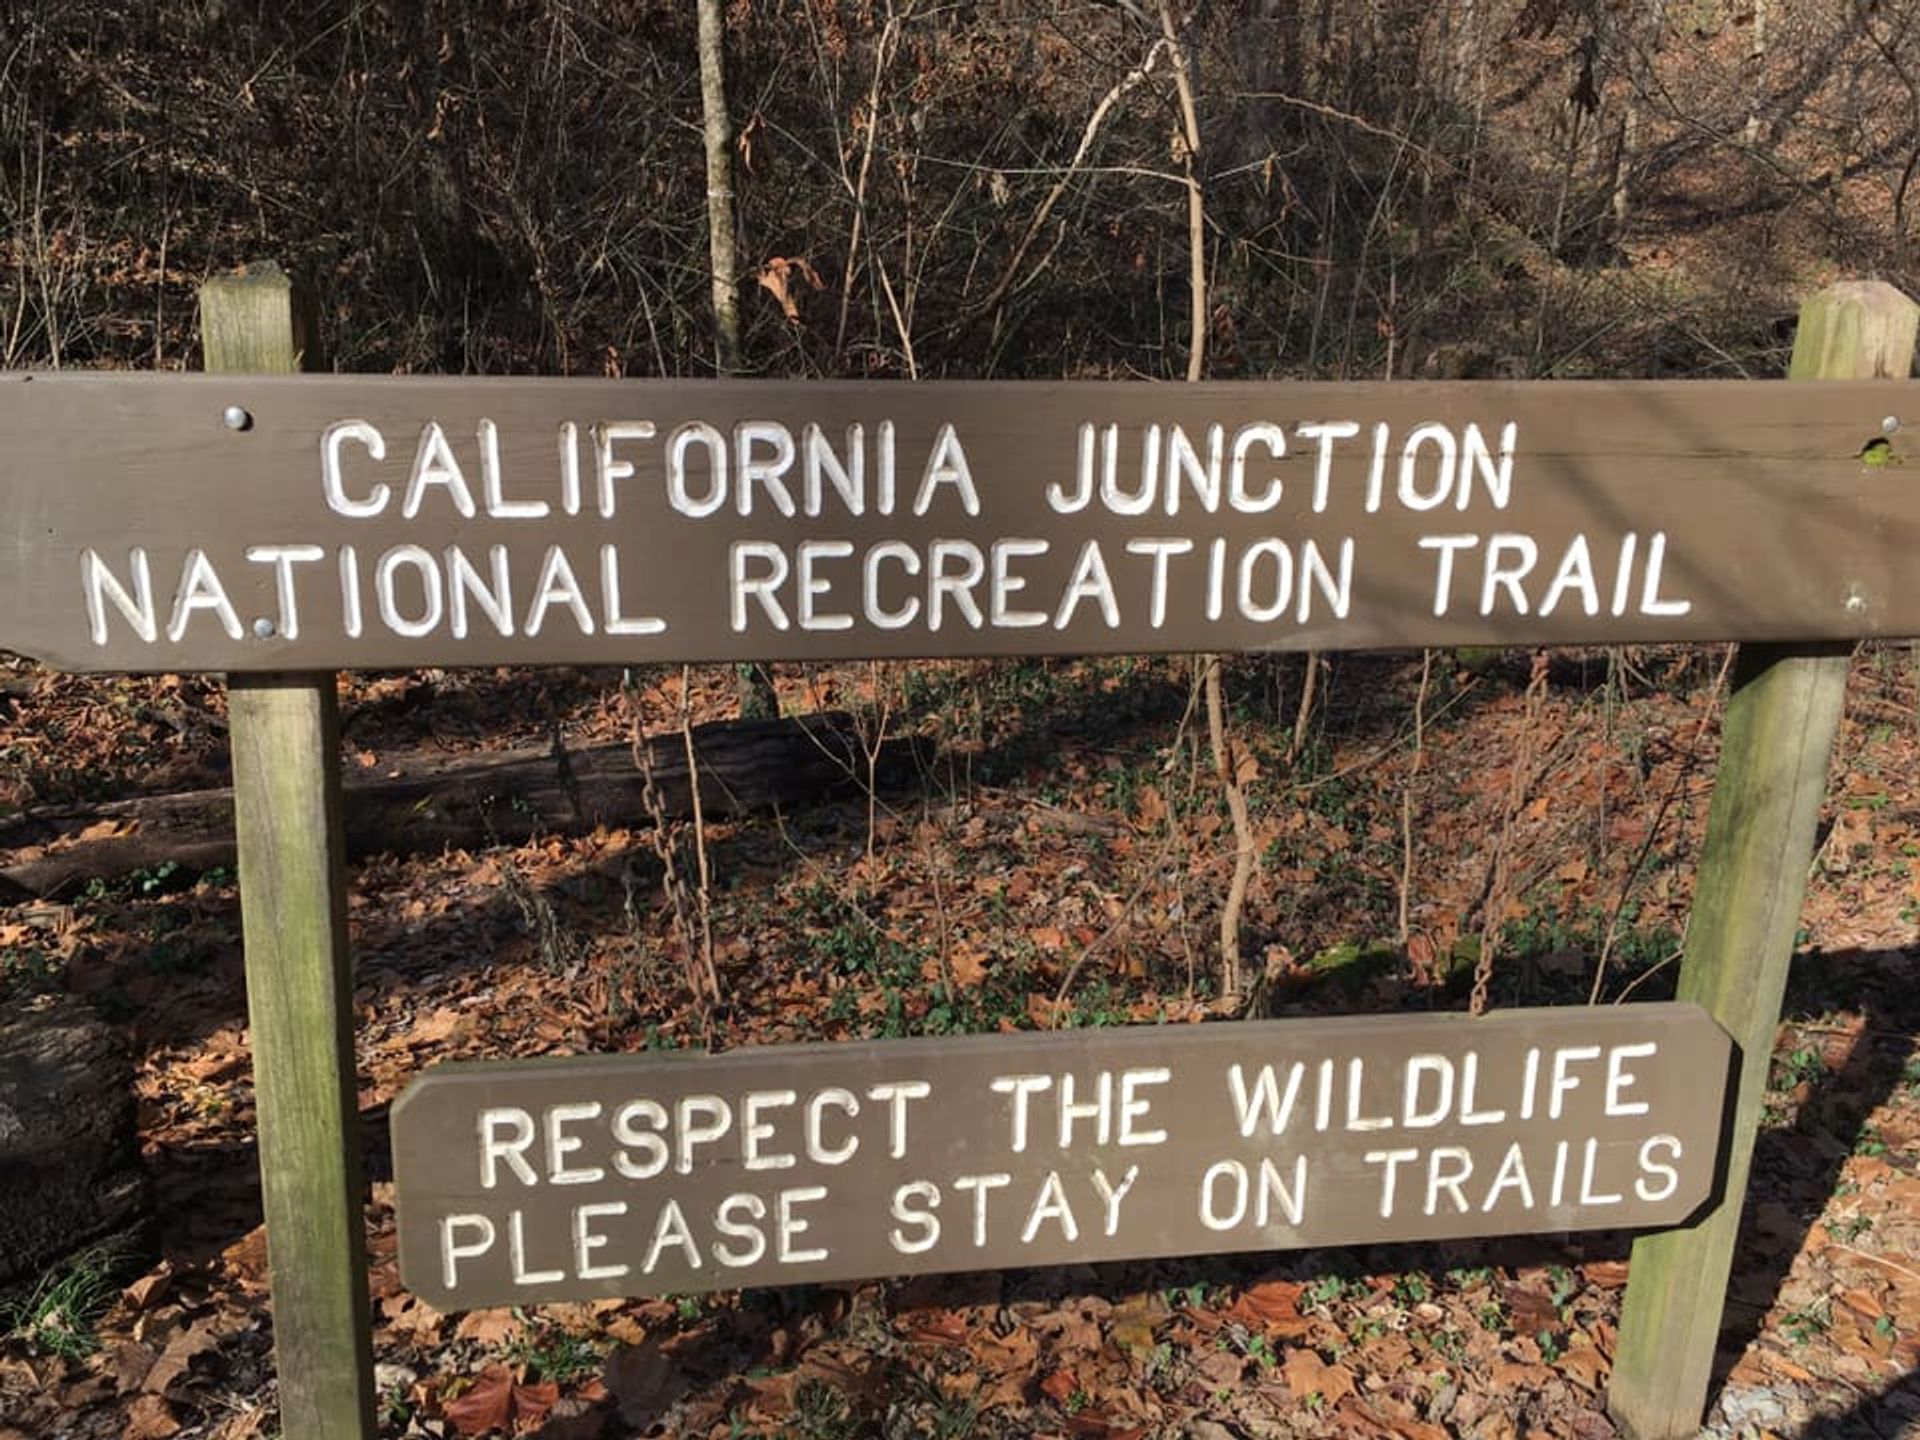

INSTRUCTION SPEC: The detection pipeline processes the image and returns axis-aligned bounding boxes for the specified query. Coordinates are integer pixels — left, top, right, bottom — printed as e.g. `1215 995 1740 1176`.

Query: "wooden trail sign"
0 373 1916 672
392 1005 1730 1311
7 269 1909 1440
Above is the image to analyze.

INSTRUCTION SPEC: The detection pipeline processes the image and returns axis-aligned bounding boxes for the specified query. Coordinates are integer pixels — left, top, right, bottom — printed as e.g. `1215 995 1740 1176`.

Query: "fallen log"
0 713 930 900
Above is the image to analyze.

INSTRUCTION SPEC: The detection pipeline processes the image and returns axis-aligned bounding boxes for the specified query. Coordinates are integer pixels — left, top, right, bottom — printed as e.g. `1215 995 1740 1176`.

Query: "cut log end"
0 992 150 1298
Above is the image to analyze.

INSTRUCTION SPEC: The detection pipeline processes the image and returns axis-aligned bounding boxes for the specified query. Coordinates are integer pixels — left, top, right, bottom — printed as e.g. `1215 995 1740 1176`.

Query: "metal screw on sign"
222 405 252 431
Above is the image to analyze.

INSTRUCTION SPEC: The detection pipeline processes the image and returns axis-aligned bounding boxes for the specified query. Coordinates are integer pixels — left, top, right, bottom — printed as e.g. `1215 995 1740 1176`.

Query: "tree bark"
697 0 781 721
698 0 743 377
0 992 147 1295
0 715 931 900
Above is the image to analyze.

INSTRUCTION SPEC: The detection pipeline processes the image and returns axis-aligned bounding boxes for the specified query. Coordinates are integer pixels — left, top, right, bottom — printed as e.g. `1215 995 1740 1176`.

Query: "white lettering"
322 419 389 517
447 544 514 639
1054 540 1120 628
1365 1147 1420 1218
440 1214 495 1289
1420 535 1478 616
797 540 855 631
478 418 550 520
168 549 244 642
713 1193 768 1268
805 1088 860 1164
928 540 986 630
596 421 656 519
574 1201 628 1280
246 544 325 640
374 545 443 638
667 422 727 517
82 547 157 645
889 1181 942 1253
914 423 980 516
524 544 595 637
734 420 797 518
546 1101 605 1185
1228 423 1285 511
480 1107 537 1188
867 1080 930 1158
991 539 1050 627
777 1186 830 1264
1021 1171 1078 1244
403 421 477 519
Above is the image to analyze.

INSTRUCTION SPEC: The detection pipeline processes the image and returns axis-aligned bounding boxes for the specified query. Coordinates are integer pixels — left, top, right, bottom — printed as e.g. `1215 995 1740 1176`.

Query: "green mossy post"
202 265 377 1440
1608 281 1919 1440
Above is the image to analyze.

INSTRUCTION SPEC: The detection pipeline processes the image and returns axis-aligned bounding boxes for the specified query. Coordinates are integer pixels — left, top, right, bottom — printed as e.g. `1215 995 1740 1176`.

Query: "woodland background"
4 0 1917 382
5 2 1920 1439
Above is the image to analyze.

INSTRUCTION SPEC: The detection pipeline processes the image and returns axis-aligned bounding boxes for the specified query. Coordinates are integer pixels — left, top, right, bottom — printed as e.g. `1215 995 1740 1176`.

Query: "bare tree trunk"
1159 0 1250 1007
1745 0 1767 143
1453 0 1481 110
1610 0 1665 233
697 0 742 376
696 0 779 719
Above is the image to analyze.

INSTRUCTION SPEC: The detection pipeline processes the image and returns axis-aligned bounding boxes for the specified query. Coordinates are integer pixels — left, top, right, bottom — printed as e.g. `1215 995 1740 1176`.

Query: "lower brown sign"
392 1005 1729 1310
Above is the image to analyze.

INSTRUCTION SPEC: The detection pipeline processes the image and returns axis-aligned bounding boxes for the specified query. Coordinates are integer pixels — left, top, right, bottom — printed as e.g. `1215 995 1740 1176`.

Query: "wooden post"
1608 281 1919 1440
202 265 377 1440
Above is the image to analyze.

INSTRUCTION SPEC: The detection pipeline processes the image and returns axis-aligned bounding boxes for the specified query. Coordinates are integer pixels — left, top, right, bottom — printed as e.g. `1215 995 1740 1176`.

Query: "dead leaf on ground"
143 1316 228 1396
602 1338 696 1429
381 1291 446 1343
899 1306 969 1346
1503 1282 1559 1334
949 944 990 989
1556 1336 1609 1390
208 1407 269 1440
1382 1413 1450 1440
220 1226 270 1290
1108 1296 1160 1359
454 1307 526 1346
444 1366 514 1437
1281 1346 1355 1405
798 1350 885 1408
1193 1347 1245 1388
969 1325 1039 1376
524 1394 607 1440
409 1006 470 1046
511 1377 560 1430
1039 1366 1078 1404
124 1393 181 1440
1490 1358 1557 1389
180 1031 249 1081
1225 1278 1313 1337
104 1339 157 1393
123 1267 174 1312
742 1369 796 1422
1581 1259 1630 1287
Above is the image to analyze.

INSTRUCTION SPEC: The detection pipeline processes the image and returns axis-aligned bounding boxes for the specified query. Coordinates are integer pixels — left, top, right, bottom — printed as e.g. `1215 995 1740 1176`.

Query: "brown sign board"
0 373 1914 672
391 1004 1730 1310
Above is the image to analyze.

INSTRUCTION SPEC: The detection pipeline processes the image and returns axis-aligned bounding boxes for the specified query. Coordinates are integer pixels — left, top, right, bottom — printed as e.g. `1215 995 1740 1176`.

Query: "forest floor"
1 645 1917 1440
